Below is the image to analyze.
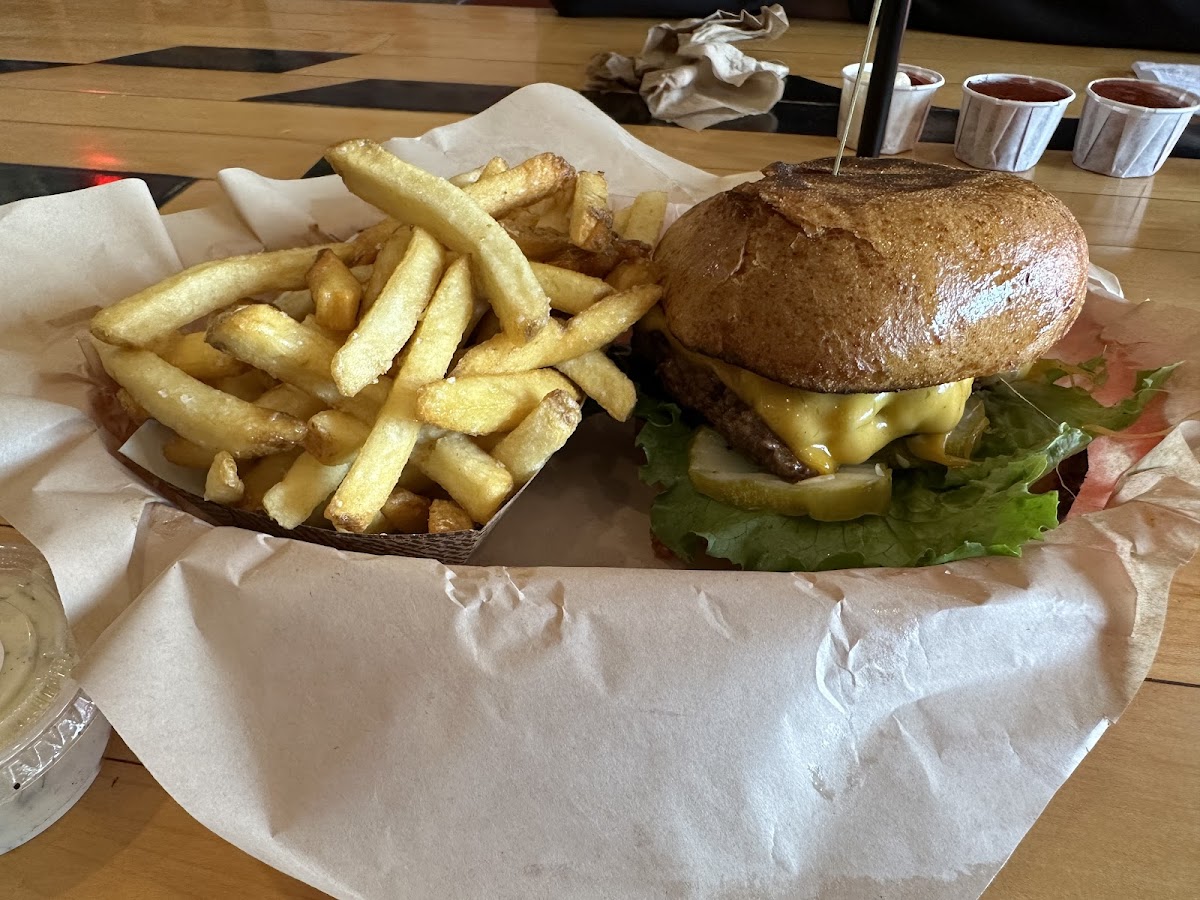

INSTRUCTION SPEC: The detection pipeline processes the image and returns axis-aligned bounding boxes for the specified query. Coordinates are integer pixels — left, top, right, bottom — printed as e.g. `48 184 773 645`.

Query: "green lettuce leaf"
634 362 1176 572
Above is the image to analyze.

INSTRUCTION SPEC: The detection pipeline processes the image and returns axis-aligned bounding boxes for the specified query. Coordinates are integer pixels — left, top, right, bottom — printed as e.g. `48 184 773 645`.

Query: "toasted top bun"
653 157 1089 393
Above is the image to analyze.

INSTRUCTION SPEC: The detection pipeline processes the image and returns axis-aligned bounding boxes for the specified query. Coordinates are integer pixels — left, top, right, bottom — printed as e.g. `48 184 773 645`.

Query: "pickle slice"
687 428 892 521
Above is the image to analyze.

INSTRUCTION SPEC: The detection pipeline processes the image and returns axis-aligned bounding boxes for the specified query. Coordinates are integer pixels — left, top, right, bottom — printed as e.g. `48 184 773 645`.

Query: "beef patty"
638 331 816 482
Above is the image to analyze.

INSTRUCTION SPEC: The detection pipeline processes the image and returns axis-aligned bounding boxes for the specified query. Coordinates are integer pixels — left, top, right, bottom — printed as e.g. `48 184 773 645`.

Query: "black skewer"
855 0 913 158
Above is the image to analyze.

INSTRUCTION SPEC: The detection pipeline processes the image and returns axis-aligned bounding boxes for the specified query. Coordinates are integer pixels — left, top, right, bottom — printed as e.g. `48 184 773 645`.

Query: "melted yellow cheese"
647 312 972 474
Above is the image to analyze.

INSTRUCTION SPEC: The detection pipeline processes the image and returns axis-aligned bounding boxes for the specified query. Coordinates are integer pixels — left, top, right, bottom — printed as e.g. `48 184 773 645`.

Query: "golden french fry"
492 389 582 486
254 383 326 420
93 338 305 458
605 258 658 292
239 449 302 511
471 310 503 345
454 284 662 375
206 304 388 423
324 139 550 343
480 156 508 178
396 460 437 495
92 242 359 348
302 314 347 344
381 488 432 533
531 262 614 315
462 153 574 218
304 410 372 465
204 451 245 505
273 289 315 321
620 190 668 246
555 351 637 421
264 453 355 530
162 433 217 469
428 499 474 533
213 369 277 402
612 204 632 236
351 264 373 283
152 331 246 382
417 433 513 524
362 226 412 311
346 218 402 266
326 258 475 533
332 227 445 398
416 370 580 435
569 171 612 251
115 388 149 427
448 163 486 188
307 248 362 332
500 222 573 261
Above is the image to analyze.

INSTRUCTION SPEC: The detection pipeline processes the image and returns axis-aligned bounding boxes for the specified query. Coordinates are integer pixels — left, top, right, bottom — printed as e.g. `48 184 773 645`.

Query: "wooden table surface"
1 2 1197 897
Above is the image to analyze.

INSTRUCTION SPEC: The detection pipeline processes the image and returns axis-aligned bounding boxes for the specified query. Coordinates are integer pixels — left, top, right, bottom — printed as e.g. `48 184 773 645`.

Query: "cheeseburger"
630 157 1165 571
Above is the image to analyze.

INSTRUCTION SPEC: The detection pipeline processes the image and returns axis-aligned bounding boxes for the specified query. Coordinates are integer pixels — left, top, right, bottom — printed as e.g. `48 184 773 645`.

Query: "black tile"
246 79 517 114
102 45 353 74
781 75 841 105
304 158 334 179
0 59 71 74
0 163 195 208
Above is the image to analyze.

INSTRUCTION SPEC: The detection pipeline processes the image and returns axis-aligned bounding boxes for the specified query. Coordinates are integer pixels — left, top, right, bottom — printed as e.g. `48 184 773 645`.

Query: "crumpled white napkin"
1132 60 1200 98
586 4 790 131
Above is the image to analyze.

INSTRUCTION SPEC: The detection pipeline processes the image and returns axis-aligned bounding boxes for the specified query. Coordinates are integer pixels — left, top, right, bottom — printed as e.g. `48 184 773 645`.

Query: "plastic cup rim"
840 62 945 91
962 73 1075 107
1084 77 1200 114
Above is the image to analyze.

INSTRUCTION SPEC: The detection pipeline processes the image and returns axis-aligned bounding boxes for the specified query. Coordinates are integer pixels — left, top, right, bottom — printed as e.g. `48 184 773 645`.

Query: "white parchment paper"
1 84 1199 900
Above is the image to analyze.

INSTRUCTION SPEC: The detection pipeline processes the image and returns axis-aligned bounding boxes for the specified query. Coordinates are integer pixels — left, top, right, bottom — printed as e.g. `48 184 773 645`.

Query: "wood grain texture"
1 2 1198 897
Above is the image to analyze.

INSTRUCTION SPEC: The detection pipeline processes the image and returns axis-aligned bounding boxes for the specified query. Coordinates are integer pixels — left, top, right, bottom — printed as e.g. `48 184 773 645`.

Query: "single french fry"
206 304 389 423
621 190 668 246
91 242 359 348
264 453 355 530
162 433 218 469
362 225 412 311
204 451 245 504
471 310 503 345
307 248 362 332
416 370 580 435
325 139 550 343
332 227 444 398
381 488 432 533
326 257 475 533
396 460 438 495
569 171 612 251
428 499 474 533
449 163 486 188
492 389 582 486
304 410 372 465
254 383 326 420
416 433 513 524
462 153 574 218
213 369 277 402
346 218 402 266
555 350 637 421
605 257 658 292
152 331 246 382
239 449 302 510
351 265 373 283
480 156 508 178
92 337 305 458
454 284 662 376
531 262 614 315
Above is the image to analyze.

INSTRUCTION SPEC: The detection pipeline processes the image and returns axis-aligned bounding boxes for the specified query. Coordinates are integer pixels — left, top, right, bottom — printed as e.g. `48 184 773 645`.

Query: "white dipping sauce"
0 533 110 854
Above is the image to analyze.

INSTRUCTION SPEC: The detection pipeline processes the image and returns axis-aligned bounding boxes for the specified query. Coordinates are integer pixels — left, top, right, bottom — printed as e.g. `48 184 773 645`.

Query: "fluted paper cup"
1072 77 1200 178
838 63 944 155
954 74 1074 172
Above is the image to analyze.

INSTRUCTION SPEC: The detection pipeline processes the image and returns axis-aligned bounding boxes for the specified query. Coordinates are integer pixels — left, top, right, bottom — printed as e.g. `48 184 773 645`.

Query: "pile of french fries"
89 140 668 536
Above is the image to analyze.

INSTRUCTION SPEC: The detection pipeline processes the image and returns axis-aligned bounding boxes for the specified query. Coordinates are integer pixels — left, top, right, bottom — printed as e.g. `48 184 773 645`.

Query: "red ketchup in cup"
1091 80 1192 109
966 78 1072 103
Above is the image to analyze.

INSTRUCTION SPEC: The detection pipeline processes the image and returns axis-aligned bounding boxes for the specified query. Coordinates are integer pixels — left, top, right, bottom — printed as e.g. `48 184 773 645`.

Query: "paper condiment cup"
838 63 945 155
0 530 111 854
954 74 1074 172
1072 77 1200 178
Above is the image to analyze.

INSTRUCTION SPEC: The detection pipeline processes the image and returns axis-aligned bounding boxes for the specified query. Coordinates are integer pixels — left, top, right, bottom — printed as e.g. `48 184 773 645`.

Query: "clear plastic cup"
1072 77 1200 178
954 74 1074 172
838 63 945 155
